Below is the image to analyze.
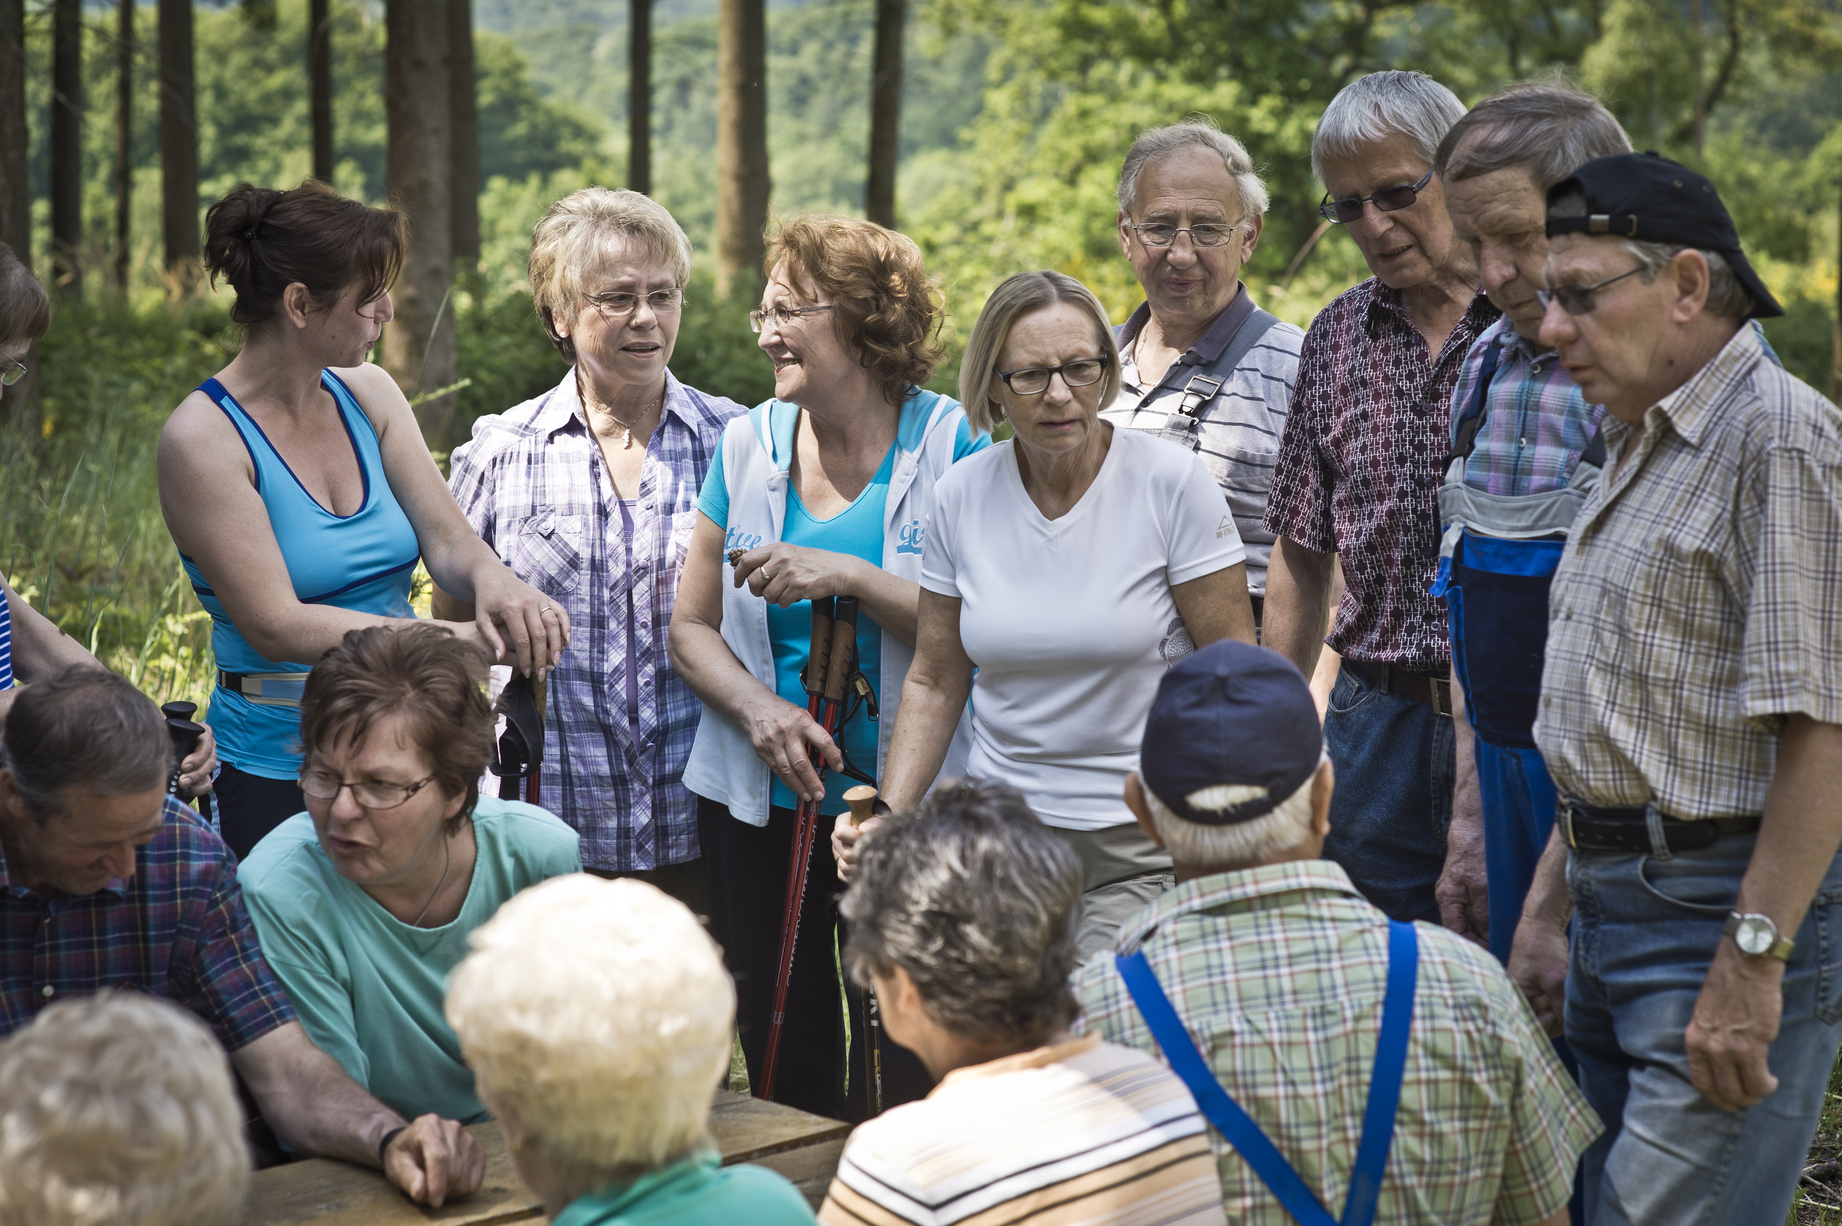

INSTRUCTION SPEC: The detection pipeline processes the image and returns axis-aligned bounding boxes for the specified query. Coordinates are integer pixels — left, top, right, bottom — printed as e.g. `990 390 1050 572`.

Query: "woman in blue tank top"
159 182 570 859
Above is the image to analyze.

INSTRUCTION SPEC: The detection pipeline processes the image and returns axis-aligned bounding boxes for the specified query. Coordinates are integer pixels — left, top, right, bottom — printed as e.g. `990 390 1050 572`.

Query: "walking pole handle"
845 785 878 827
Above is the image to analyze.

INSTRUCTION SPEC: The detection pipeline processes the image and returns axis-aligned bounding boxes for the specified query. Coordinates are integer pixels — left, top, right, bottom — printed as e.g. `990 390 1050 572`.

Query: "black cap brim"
1725 248 1784 319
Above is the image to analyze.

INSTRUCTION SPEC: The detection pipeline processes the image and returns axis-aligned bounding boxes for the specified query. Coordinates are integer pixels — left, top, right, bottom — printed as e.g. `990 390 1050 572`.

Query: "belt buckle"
1559 801 1579 849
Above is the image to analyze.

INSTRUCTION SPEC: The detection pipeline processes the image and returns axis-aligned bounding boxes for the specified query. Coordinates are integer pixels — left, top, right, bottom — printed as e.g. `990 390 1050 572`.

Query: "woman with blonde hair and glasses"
443 188 744 913
835 271 1256 960
671 215 987 1117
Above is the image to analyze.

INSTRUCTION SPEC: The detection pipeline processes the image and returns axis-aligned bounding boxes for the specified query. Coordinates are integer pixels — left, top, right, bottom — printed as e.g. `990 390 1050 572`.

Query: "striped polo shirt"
819 1034 1225 1225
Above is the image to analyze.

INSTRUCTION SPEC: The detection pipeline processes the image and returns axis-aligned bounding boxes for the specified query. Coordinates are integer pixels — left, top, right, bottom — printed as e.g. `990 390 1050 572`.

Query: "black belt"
1558 799 1761 853
1343 658 1452 717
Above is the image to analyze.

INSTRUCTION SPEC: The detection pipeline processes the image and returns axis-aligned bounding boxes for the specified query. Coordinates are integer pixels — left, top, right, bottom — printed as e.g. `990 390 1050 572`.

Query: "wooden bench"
240 1092 851 1224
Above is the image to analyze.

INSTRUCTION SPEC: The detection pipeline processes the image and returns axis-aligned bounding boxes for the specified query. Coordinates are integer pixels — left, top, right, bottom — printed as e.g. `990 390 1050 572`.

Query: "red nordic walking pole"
755 592 854 1097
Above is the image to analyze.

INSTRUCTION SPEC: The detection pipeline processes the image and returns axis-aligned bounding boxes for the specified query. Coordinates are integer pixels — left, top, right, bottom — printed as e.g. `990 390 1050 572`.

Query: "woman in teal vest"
159 181 568 859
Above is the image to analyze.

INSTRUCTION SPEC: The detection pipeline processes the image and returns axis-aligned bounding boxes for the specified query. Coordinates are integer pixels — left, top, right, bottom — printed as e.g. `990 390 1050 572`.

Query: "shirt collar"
1117 283 1256 368
533 368 702 440
1650 321 1762 449
1366 280 1498 344
1113 859 1367 953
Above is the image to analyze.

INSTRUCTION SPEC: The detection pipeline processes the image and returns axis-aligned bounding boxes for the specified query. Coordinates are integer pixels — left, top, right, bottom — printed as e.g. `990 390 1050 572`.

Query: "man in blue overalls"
1429 84 1635 988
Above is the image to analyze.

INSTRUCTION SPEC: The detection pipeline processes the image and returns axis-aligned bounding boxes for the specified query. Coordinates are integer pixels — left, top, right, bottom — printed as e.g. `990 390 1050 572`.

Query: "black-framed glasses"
300 768 437 811
749 303 834 333
995 355 1110 396
585 288 684 318
0 350 25 387
1128 221 1247 249
1318 169 1435 224
1534 266 1645 317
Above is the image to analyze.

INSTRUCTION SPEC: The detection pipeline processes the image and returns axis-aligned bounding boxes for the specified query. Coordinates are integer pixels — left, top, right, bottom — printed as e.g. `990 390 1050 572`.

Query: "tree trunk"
383 0 458 449
715 0 768 300
629 0 651 196
309 0 333 183
51 0 83 294
116 0 134 288
864 0 903 229
159 0 200 288
0 0 25 266
448 0 478 264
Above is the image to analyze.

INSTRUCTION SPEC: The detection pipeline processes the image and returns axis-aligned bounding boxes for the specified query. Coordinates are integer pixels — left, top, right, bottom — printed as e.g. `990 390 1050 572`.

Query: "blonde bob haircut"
767 215 945 407
1143 753 1330 870
958 270 1121 436
0 992 250 1226
446 876 735 1193
529 187 694 365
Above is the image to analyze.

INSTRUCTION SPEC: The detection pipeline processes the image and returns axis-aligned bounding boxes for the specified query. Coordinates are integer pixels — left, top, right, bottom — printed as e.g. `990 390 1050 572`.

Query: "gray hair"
528 187 694 365
1118 119 1271 220
1143 755 1326 870
958 271 1121 436
1548 188 1755 319
0 992 250 1226
1435 80 1632 189
840 781 1082 1046
1312 70 1467 185
1 667 171 819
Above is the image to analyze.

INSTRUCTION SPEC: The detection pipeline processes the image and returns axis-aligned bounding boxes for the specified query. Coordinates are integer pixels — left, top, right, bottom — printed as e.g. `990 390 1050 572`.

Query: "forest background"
3 0 1840 721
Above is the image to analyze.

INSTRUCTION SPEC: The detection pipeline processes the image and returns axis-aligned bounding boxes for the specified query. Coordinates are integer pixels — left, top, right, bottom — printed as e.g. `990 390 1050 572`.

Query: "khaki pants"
1050 822 1174 964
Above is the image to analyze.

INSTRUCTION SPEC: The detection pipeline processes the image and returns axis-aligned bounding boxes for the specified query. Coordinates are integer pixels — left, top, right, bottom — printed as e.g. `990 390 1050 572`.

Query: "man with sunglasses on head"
1263 72 1499 931
1103 122 1306 634
1523 153 1841 1226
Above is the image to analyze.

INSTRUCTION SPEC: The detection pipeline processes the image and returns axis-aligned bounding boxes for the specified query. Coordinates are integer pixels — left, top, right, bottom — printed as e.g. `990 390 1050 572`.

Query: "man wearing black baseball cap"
1515 151 1842 1225
1072 640 1597 1225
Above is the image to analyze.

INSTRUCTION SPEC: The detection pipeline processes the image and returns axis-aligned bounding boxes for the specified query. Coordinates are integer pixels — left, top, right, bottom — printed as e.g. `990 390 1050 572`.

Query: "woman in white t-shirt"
836 271 1256 958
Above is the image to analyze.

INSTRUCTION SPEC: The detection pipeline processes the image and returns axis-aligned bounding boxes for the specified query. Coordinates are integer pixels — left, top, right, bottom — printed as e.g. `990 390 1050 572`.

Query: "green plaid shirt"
1071 861 1599 1226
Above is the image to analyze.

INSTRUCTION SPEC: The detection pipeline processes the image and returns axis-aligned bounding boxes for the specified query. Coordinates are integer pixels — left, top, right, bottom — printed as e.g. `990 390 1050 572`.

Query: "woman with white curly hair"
445 875 817 1225
0 991 250 1226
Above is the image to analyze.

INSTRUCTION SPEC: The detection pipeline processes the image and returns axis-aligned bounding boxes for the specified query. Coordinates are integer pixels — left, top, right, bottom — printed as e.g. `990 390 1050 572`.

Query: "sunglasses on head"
1318 169 1435 225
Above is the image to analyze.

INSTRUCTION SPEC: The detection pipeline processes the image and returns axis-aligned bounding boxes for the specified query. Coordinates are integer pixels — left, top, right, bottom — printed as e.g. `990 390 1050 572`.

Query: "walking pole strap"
1114 919 1418 1226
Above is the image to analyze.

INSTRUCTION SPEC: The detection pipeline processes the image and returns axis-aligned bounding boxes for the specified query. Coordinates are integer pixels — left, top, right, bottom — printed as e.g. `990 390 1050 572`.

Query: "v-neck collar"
1003 423 1120 532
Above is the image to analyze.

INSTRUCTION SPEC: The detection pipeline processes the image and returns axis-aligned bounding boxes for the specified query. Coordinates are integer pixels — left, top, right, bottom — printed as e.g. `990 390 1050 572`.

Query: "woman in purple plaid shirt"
442 190 745 915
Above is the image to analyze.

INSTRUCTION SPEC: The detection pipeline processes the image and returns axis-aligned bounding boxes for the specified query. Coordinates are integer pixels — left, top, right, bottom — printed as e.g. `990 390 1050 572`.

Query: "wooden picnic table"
239 1091 851 1224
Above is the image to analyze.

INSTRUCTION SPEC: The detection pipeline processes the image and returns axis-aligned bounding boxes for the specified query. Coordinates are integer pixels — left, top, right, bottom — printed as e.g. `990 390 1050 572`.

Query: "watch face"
1735 917 1774 956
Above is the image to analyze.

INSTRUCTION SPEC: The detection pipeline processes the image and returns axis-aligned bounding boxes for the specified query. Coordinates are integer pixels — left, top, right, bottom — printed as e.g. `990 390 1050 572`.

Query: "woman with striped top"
159 182 568 859
824 781 1225 1226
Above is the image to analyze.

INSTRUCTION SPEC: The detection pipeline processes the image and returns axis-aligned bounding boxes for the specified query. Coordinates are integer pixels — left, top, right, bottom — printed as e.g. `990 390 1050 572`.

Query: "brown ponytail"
203 181 407 328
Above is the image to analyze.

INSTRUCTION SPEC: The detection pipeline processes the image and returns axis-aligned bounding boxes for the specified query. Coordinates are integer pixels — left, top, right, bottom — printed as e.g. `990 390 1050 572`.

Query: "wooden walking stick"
844 783 884 1116
759 598 843 1099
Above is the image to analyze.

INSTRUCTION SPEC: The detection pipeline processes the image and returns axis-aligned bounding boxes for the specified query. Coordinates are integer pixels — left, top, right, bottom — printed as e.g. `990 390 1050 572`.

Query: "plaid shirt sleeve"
1743 427 1842 727
446 423 499 551
174 806 296 1051
1262 314 1337 553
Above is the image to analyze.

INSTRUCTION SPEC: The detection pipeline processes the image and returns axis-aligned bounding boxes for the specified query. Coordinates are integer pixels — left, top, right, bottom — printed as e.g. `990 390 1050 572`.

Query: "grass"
1789 1056 1842 1224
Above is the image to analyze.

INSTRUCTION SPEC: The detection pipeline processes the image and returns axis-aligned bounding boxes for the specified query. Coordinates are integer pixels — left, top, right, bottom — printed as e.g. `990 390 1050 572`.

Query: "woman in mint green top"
240 623 581 1124
448 877 814 1226
160 181 569 861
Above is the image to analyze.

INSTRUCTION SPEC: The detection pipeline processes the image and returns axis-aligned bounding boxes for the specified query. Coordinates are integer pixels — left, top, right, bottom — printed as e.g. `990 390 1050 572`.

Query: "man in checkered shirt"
1516 153 1842 1225
1072 640 1597 1225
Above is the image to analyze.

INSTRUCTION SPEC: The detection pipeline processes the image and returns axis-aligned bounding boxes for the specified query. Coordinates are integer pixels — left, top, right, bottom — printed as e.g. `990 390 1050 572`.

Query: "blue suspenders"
1114 919 1419 1226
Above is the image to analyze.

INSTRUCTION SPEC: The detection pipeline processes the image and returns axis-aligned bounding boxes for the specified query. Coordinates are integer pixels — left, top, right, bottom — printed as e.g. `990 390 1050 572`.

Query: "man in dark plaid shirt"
0 668 485 1206
1263 71 1499 932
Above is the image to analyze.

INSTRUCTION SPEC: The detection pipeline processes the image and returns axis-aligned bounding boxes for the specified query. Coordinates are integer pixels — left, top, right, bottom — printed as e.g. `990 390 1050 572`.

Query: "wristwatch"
1724 912 1795 961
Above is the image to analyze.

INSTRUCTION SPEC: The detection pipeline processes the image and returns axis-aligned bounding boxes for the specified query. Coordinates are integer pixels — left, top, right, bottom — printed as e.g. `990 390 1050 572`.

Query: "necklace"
582 375 667 450
409 835 453 928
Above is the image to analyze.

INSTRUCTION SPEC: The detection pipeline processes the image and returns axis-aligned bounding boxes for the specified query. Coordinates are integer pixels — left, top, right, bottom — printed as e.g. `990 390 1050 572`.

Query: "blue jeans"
1322 664 1455 923
1567 832 1842 1225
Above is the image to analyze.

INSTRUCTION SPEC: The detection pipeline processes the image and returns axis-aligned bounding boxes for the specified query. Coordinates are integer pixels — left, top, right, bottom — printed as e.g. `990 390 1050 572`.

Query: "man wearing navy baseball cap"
1511 155 1842 1224
1072 640 1597 1225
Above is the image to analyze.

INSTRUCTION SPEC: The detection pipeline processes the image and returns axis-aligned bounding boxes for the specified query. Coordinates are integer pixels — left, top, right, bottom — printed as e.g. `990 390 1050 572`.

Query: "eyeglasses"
300 768 437 811
585 288 684 318
1534 266 1645 317
749 303 834 333
1129 221 1247 249
0 350 26 387
1318 169 1435 224
994 355 1110 396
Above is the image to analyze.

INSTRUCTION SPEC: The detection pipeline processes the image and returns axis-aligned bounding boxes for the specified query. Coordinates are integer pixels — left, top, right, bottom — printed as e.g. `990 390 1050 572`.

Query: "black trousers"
697 795 929 1122
215 764 305 862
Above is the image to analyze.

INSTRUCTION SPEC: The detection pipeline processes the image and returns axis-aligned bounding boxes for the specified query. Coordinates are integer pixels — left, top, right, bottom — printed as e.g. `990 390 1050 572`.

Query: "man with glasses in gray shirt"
1103 121 1306 634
